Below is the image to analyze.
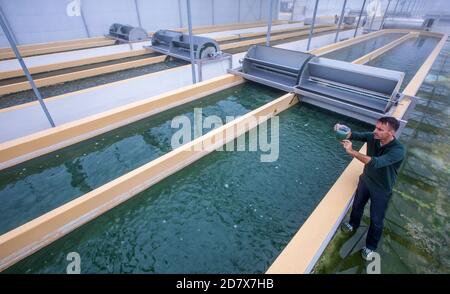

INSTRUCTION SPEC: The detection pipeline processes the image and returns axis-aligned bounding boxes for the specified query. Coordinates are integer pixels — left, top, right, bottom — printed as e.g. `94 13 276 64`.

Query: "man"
335 117 406 261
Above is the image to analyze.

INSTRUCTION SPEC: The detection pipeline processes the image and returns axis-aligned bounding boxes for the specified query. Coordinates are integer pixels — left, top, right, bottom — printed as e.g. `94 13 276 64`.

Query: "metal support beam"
0 5 18 45
306 0 319 51
380 0 392 30
354 0 367 38
368 0 380 32
186 0 196 84
266 0 274 46
134 0 142 28
79 0 90 38
392 0 400 17
334 0 347 43
178 0 183 28
290 0 297 22
0 14 55 127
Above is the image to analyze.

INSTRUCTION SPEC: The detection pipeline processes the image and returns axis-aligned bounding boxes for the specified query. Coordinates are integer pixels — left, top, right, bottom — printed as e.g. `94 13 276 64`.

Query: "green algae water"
367 36 440 90
323 33 406 62
5 102 369 273
314 37 449 274
0 83 282 235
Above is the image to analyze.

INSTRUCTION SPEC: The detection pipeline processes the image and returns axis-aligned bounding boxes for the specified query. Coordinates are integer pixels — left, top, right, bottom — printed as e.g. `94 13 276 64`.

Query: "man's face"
373 122 394 140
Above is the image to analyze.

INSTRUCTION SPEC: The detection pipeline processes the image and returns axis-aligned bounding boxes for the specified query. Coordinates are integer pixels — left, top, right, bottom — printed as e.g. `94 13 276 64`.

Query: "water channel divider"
0 27 384 168
0 74 244 170
0 92 298 271
0 27 386 115
0 25 338 95
352 32 418 64
0 49 151 80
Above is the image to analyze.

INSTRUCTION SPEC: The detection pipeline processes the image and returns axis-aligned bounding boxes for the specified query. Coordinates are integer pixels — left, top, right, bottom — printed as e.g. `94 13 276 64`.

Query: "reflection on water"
367 36 440 90
323 33 406 62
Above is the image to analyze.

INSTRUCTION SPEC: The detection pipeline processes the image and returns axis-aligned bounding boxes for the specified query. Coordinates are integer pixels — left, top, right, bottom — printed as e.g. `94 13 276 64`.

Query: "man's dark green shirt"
350 131 406 195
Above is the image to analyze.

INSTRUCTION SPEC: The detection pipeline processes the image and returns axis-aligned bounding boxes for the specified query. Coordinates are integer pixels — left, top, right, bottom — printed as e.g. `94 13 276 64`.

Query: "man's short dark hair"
378 116 400 131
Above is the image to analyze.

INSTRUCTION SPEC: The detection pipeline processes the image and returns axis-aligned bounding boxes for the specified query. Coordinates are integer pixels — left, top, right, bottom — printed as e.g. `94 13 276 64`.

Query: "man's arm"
341 141 406 167
341 140 371 164
367 146 405 168
349 131 371 142
333 124 371 142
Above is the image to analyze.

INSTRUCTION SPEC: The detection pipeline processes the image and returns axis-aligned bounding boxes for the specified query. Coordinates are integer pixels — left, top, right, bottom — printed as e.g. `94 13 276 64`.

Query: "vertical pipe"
334 0 347 43
380 0 392 29
186 0 196 84
178 0 183 28
354 0 367 38
134 0 142 28
306 0 319 51
0 15 55 127
79 0 90 38
266 0 274 46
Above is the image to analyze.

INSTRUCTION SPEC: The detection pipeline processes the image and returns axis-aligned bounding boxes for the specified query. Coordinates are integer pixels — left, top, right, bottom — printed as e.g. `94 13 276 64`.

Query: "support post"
290 0 297 22
334 0 347 43
266 0 274 46
354 0 367 38
0 6 18 45
380 0 392 30
0 14 55 127
392 0 400 17
186 0 196 84
134 0 142 28
80 0 90 38
368 0 380 32
178 0 183 28
306 0 319 51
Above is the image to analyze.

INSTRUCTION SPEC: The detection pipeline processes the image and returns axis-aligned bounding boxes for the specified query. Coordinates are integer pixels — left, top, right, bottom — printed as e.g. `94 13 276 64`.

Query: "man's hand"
334 123 351 139
340 139 372 164
340 139 353 155
334 123 343 131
